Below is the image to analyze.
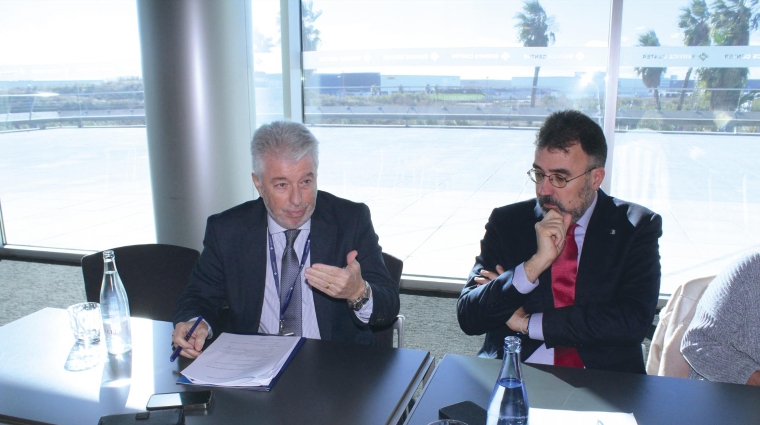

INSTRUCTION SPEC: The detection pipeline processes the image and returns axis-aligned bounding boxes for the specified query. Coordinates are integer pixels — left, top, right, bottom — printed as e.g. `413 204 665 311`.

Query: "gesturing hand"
305 250 366 300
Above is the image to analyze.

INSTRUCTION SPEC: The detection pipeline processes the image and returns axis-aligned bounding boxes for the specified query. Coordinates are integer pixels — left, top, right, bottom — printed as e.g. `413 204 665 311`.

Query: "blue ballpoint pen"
170 315 204 362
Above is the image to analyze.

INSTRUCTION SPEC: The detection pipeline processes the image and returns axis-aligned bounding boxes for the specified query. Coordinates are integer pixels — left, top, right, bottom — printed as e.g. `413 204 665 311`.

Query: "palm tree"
677 0 711 110
711 0 759 46
698 0 760 111
301 0 322 52
514 0 556 108
634 30 667 111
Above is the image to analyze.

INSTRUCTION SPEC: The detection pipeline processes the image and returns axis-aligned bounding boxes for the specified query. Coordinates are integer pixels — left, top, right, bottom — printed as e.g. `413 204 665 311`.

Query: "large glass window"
615 0 760 293
0 0 152 251
251 0 285 125
303 0 611 129
3 1 759 296
304 0 613 278
302 0 760 292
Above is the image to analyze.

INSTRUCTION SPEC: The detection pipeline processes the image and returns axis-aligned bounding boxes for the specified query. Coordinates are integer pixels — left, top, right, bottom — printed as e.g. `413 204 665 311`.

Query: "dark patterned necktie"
280 229 302 336
551 223 584 368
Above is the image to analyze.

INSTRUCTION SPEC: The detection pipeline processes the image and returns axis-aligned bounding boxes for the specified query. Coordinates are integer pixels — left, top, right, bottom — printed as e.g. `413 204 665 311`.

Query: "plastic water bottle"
99 250 132 354
487 336 529 425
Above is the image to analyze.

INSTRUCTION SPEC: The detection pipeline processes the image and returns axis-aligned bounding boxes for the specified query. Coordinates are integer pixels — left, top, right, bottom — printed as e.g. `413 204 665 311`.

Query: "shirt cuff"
187 316 213 339
353 291 373 324
513 263 539 294
528 312 544 341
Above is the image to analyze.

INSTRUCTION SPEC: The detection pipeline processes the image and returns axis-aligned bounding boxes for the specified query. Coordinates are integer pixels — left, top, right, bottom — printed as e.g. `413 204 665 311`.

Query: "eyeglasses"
527 168 596 188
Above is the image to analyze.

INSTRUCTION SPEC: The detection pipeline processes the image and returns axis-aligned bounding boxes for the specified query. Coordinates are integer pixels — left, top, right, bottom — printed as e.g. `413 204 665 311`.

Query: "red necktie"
551 223 584 368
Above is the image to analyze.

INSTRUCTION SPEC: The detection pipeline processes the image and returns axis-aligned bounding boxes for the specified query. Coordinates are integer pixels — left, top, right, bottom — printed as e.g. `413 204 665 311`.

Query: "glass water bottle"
99 250 132 354
487 336 529 425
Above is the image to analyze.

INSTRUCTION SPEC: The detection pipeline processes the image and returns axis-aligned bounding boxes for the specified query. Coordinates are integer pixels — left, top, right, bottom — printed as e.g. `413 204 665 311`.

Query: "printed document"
530 408 638 425
180 333 301 388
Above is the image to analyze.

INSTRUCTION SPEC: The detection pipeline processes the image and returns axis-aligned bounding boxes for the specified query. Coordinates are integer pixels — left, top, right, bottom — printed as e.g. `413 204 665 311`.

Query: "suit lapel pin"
609 229 616 235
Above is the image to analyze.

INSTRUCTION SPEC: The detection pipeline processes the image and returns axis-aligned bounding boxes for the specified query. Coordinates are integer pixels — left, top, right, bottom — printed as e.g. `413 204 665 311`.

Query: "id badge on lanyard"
268 231 310 335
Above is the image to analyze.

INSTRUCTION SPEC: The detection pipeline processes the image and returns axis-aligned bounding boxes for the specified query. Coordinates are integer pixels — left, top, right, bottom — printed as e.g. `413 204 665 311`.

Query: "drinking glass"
67 302 102 343
65 302 103 371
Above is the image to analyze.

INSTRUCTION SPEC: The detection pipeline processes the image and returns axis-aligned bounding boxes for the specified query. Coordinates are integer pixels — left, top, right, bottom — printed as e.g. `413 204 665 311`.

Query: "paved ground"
1 126 759 294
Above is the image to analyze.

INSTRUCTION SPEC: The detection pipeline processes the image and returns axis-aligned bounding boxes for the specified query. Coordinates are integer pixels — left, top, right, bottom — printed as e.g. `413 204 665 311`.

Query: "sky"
0 0 141 79
1 0 760 82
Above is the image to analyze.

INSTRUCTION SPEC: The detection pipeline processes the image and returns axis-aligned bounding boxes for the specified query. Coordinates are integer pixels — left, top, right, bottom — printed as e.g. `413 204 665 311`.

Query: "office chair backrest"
646 275 714 377
373 252 405 348
382 252 403 285
81 244 200 323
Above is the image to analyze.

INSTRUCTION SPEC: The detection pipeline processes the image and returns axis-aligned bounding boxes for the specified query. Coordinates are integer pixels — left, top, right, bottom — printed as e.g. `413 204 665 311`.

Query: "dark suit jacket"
174 190 399 345
457 190 661 374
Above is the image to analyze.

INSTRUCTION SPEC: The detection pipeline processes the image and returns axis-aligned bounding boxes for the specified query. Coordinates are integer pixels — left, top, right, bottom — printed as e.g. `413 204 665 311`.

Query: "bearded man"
457 110 662 374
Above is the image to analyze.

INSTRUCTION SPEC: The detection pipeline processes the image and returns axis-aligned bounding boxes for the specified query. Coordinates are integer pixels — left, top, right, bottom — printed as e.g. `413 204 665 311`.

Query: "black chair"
372 252 406 348
81 244 200 323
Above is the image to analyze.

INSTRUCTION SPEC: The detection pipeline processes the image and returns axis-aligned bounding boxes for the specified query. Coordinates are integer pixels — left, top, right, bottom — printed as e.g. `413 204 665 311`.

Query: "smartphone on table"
146 391 212 411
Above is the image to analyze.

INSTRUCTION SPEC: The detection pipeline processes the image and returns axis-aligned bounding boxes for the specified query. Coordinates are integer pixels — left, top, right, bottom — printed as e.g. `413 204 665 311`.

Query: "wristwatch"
347 281 371 311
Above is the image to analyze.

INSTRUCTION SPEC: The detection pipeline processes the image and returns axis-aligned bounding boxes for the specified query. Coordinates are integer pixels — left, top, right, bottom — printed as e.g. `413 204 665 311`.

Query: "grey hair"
250 121 319 176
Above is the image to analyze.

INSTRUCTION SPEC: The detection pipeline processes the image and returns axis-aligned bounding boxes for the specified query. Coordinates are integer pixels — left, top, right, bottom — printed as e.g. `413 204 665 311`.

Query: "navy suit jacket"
174 191 399 345
457 190 661 374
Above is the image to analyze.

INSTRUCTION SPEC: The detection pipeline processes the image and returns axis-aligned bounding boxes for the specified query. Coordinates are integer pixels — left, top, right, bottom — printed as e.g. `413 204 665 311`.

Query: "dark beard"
537 178 595 223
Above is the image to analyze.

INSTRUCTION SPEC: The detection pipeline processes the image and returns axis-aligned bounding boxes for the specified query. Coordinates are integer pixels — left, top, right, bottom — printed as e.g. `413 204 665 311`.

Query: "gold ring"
326 282 332 289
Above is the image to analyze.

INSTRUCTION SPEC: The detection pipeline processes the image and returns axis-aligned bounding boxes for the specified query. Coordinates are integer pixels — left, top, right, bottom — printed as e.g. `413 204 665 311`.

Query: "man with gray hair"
172 121 399 358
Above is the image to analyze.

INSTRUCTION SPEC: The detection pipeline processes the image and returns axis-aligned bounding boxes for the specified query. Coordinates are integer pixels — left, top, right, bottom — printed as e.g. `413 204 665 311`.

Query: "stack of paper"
179 333 302 390
529 408 638 425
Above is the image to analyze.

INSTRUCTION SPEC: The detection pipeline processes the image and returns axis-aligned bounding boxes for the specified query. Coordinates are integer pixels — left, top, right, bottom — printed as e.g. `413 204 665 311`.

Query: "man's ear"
591 167 605 190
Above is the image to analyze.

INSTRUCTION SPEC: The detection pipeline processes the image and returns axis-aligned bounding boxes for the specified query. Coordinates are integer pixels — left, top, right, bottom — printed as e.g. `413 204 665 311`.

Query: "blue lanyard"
267 230 310 331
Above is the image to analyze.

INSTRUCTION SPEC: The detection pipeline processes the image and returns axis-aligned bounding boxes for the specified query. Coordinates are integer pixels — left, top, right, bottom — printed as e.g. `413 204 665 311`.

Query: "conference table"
404 353 760 425
0 308 433 425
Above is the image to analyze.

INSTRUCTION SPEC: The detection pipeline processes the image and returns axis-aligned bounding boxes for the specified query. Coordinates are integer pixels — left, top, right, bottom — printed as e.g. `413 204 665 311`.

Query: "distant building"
305 73 381 96
379 75 460 94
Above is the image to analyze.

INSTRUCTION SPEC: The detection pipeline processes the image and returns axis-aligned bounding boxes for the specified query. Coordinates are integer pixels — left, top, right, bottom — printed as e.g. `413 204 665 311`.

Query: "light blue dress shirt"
259 215 373 338
512 192 598 364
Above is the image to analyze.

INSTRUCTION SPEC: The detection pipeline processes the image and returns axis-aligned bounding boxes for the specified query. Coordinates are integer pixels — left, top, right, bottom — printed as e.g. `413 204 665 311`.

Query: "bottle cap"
504 336 522 352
